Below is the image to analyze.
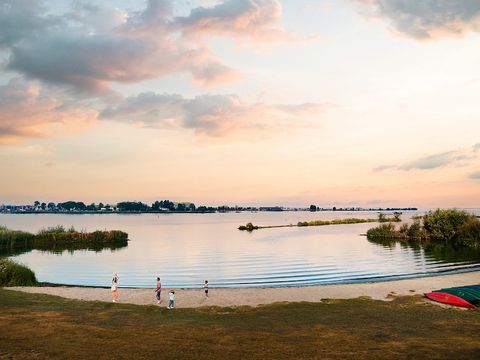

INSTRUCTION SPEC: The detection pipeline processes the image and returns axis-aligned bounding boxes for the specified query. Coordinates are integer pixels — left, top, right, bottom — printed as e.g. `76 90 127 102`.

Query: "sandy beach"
9 271 479 308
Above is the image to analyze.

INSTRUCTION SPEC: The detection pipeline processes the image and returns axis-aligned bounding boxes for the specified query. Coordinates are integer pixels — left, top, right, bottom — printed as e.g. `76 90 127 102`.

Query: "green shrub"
455 218 480 248
423 209 475 241
0 258 38 286
366 223 402 239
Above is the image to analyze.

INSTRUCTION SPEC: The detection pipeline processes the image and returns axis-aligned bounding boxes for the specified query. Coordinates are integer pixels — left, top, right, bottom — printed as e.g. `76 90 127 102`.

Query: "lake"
2 211 480 288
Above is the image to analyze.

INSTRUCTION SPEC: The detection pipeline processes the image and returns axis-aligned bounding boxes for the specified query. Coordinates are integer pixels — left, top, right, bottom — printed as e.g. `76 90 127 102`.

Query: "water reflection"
368 237 480 263
1 212 479 288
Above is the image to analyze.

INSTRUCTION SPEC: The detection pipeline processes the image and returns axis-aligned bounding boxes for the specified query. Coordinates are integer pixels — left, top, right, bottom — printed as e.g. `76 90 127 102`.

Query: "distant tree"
117 201 149 212
34 201 40 207
41 202 46 210
333 206 336 211
309 205 317 212
57 201 86 211
176 203 186 211
188 203 196 211
86 203 96 211
98 203 104 210
47 202 56 210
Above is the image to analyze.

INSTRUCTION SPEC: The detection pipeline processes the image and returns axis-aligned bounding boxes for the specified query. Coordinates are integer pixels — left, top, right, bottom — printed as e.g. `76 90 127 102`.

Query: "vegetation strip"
239 213 401 231
367 209 480 249
0 225 129 254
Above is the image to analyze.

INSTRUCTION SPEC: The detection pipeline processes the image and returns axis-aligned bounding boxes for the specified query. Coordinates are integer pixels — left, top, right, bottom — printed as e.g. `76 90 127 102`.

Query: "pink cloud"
0 78 97 143
176 0 299 42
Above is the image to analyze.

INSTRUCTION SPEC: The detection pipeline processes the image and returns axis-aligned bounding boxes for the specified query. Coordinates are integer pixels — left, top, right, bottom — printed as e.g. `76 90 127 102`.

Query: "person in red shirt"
155 277 161 304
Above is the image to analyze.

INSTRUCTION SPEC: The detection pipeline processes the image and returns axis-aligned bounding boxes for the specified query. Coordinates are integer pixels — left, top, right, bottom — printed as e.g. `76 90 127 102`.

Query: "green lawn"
0 288 479 359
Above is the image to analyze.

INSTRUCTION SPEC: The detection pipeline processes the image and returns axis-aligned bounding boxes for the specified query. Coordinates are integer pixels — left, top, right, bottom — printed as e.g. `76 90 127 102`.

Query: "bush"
455 218 480 248
0 258 38 286
423 209 475 241
366 223 400 239
239 223 259 231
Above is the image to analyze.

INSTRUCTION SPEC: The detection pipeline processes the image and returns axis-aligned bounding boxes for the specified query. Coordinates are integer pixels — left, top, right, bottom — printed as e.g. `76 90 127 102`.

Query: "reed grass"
0 226 128 254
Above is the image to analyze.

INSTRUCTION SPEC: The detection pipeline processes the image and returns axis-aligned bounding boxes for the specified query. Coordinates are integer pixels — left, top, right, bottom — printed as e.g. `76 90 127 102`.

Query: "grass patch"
0 258 37 286
0 288 479 359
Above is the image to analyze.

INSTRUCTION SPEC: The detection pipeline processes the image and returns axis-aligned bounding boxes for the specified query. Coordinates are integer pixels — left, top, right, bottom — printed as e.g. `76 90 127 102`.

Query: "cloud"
0 0 55 48
470 171 480 180
355 0 480 40
400 151 457 170
101 92 326 136
175 0 298 42
0 78 97 143
474 143 480 152
1 0 297 95
373 147 479 172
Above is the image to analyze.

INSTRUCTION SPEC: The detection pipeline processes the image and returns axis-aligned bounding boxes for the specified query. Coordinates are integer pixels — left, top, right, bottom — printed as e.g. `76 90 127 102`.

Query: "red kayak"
424 291 476 309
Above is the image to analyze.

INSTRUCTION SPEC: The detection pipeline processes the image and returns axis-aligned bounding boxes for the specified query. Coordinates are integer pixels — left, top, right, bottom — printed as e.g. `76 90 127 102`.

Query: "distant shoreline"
0 209 419 215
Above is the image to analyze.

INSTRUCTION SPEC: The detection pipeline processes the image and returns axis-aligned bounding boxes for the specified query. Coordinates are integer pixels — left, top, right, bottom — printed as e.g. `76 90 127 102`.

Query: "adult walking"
155 277 162 304
111 273 119 303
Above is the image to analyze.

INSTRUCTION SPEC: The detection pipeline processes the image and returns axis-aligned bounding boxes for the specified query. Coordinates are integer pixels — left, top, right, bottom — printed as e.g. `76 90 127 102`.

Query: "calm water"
2 211 480 288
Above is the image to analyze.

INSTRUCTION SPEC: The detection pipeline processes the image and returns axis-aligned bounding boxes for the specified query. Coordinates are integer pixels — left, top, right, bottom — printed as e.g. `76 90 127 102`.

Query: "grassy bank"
239 214 401 231
0 225 128 254
0 288 479 359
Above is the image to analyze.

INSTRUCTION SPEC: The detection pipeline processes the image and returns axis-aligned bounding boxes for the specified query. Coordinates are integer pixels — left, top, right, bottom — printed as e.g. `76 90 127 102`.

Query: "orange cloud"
0 78 97 144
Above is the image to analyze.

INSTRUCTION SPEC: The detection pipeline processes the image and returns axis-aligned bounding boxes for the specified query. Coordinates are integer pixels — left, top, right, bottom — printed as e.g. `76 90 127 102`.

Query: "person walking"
155 277 162 304
167 290 175 309
111 273 119 303
204 280 209 297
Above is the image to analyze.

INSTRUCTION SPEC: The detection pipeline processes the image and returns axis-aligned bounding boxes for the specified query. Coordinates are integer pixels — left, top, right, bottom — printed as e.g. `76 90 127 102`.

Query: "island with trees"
366 209 480 249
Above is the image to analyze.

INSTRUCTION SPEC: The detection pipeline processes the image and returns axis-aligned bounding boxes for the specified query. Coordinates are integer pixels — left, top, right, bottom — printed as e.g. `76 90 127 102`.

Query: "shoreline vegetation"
239 213 401 231
367 209 480 249
0 225 129 255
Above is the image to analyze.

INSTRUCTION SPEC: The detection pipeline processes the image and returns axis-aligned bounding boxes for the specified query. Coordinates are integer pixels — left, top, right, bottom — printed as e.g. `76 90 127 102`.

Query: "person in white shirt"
167 290 175 309
111 274 119 303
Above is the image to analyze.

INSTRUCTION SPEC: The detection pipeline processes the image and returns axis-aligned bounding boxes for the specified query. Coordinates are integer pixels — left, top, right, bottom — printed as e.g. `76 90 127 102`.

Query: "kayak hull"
424 291 476 308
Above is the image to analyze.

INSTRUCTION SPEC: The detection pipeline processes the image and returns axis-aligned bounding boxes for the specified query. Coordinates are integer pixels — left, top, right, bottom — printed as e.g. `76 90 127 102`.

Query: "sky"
0 0 479 208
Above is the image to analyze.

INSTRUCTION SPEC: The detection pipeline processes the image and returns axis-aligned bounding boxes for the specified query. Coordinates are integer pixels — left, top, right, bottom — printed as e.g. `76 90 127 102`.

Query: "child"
204 280 209 297
155 277 161 304
111 273 119 303
167 290 175 309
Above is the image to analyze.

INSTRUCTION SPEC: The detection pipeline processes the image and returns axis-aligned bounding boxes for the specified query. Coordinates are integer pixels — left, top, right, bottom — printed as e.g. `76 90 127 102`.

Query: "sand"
8 271 480 308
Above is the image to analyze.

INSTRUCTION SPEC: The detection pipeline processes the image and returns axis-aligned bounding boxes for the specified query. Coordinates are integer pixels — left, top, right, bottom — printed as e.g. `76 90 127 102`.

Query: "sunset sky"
1 0 479 207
